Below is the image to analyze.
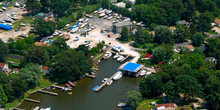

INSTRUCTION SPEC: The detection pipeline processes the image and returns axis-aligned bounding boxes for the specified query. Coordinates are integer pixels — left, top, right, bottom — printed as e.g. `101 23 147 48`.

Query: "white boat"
112 46 122 52
40 107 51 110
113 71 122 80
103 15 108 19
78 18 84 22
70 27 78 33
140 70 147 76
99 13 105 17
107 16 113 20
20 23 26 26
12 17 18 20
103 51 112 59
2 7 6 11
117 56 124 61
53 32 59 36
118 102 126 107
33 106 40 110
113 53 120 59
101 78 108 83
106 80 113 86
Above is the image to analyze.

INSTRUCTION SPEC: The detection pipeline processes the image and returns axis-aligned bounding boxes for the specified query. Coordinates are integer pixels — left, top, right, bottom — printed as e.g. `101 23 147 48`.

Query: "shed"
176 20 189 26
115 2 126 8
118 62 145 77
204 57 217 64
113 21 132 33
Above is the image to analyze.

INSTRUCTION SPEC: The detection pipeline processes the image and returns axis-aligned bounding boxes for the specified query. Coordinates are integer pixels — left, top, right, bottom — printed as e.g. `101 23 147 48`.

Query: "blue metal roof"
122 62 141 72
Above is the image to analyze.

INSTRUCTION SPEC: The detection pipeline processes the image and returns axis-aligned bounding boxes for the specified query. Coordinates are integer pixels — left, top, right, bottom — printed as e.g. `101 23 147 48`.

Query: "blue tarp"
0 24 11 30
70 25 76 29
76 22 80 26
98 8 102 11
122 62 141 72
87 24 90 27
2 4 7 6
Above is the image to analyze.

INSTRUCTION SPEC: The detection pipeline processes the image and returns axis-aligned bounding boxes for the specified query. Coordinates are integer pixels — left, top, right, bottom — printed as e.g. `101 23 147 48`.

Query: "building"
42 66 50 74
126 0 136 4
176 20 189 26
12 68 19 74
204 57 217 64
34 12 54 21
118 62 145 77
110 0 117 3
214 18 220 26
155 103 178 110
0 63 9 73
115 2 126 8
183 45 194 51
113 21 132 33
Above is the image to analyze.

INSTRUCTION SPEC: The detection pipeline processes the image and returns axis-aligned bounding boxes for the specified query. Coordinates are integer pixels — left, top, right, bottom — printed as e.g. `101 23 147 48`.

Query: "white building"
115 2 126 8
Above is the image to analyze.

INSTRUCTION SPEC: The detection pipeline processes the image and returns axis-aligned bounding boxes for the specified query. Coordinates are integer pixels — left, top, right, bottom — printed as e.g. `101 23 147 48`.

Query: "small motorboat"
93 86 99 91
33 106 40 110
67 92 72 95
68 81 76 87
103 51 112 59
118 102 126 107
40 107 51 110
113 53 120 59
140 70 147 76
113 71 122 80
101 78 108 83
46 87 50 90
65 83 71 87
106 80 113 86
117 56 124 61
53 87 56 90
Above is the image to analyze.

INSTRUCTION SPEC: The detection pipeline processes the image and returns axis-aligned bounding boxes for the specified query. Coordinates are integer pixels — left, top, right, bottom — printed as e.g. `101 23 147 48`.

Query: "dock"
94 72 118 92
86 73 96 78
38 90 58 96
120 55 130 62
51 85 72 91
25 98 40 103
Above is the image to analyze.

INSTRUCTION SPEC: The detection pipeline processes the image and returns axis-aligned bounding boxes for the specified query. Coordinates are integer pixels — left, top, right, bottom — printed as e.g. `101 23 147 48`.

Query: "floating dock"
38 90 58 96
51 85 72 91
86 73 96 78
25 98 40 103
93 72 118 92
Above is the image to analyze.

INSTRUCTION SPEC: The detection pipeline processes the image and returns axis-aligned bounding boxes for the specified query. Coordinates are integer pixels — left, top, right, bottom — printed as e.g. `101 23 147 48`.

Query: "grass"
4 100 20 110
137 99 163 110
208 30 218 35
5 57 21 63
13 16 33 27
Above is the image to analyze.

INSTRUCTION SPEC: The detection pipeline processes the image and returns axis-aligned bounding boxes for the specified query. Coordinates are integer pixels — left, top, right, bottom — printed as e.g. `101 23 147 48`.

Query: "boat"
113 71 123 80
63 35 70 40
93 86 99 90
67 92 72 95
101 78 108 83
118 102 126 107
68 81 76 87
112 46 122 52
140 70 147 76
99 13 105 17
53 87 56 90
117 56 124 61
65 83 71 87
106 80 113 86
103 51 112 59
40 107 51 110
113 53 120 59
33 106 40 110
103 15 108 19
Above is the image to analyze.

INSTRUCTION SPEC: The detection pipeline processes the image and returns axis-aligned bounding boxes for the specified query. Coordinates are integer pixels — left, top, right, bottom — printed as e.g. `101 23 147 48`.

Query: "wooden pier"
94 72 118 92
86 73 96 78
38 90 58 96
51 85 72 91
25 98 40 103
120 55 130 62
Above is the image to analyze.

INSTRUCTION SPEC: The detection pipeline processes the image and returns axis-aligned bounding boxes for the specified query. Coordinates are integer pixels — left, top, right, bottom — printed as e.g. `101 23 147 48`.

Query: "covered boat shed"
118 62 145 77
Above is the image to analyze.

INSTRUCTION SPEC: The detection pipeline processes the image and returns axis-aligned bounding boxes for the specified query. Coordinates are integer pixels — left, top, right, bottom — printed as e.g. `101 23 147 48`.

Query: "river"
18 57 142 110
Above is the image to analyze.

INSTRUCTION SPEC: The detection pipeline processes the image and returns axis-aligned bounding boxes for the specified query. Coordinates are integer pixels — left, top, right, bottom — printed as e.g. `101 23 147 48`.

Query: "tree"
120 26 130 42
174 25 191 43
52 37 69 50
75 45 90 56
57 21 67 29
181 53 204 69
163 81 179 102
152 45 174 63
133 26 151 47
126 91 142 109
197 12 214 32
176 75 202 101
26 0 40 15
11 78 28 99
154 25 174 45
192 32 205 47
51 49 91 82
19 68 39 89
139 74 163 98
0 84 7 105
25 46 47 65
200 0 217 12
77 10 83 20
204 38 220 57
126 2 132 8
24 63 41 75
53 0 71 17
0 39 9 62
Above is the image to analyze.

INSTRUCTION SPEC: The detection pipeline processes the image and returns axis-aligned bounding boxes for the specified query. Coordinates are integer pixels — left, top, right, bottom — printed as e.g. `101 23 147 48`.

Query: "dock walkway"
38 90 58 96
51 85 72 91
120 55 130 62
25 98 40 103
94 72 118 92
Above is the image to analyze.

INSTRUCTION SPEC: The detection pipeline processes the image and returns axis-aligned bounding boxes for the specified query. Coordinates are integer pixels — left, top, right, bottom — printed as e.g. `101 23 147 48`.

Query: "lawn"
4 100 20 110
208 30 218 35
137 99 164 110
13 16 33 27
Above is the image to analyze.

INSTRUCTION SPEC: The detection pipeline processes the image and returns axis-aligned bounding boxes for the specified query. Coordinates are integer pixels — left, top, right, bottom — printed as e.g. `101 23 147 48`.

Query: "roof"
115 2 126 8
0 63 5 68
184 45 194 49
13 68 18 70
114 21 132 27
156 103 177 109
214 18 220 24
205 57 217 61
42 66 50 71
119 62 144 72
34 42 50 46
176 20 188 25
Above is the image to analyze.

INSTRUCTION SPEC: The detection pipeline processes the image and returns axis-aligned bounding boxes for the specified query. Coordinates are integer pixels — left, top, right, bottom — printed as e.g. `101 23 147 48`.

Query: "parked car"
107 34 111 38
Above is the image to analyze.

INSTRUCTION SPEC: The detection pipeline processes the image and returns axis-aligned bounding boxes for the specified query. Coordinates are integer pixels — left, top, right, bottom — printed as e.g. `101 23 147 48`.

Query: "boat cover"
0 24 11 30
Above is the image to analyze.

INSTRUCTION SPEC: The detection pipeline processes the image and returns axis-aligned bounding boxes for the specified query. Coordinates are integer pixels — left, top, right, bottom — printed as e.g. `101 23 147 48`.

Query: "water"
18 57 142 110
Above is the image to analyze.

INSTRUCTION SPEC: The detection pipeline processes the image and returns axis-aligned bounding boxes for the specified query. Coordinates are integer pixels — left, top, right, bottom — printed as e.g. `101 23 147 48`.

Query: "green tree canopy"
154 25 174 45
152 45 174 63
53 0 71 17
26 0 40 15
0 84 8 105
126 91 142 109
0 39 9 62
197 12 214 32
25 46 48 65
163 81 179 102
174 25 191 43
19 68 39 89
192 32 205 47
133 26 151 47
120 26 130 42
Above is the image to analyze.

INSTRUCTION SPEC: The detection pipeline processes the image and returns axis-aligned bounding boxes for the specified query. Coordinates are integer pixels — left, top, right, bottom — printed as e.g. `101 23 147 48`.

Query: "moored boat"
117 56 124 61
68 81 76 87
33 106 40 110
103 51 112 59
117 102 126 107
67 91 72 95
93 86 99 90
101 78 108 83
65 83 71 87
113 71 122 80
106 80 113 86
113 53 120 59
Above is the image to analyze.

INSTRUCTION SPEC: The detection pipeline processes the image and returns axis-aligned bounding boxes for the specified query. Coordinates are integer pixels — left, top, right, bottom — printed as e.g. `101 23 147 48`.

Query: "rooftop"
115 2 126 8
156 103 177 109
214 18 220 24
184 45 194 49
0 63 5 68
176 20 188 25
114 21 132 27
42 66 50 71
119 62 144 72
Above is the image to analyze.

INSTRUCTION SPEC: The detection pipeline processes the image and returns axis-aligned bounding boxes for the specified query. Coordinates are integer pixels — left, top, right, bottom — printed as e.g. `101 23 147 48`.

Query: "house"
113 21 132 33
155 103 178 110
12 68 19 74
126 0 136 4
176 20 189 26
0 63 9 73
115 2 126 8
118 62 145 77
214 18 220 26
42 66 50 74
34 12 54 21
110 0 117 3
183 45 194 51
204 57 218 64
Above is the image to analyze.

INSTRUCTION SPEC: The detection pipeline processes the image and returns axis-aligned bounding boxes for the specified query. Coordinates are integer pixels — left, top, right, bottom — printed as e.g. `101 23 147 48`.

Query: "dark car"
107 34 111 38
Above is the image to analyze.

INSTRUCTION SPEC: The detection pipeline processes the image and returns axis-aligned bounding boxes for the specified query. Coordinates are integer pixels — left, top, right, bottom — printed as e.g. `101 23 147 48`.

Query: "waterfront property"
118 62 145 77
155 103 178 110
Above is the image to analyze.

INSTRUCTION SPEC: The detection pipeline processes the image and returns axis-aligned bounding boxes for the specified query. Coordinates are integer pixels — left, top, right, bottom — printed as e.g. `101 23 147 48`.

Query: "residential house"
113 21 132 33
126 0 136 4
183 45 194 51
42 66 50 74
204 57 218 64
115 2 126 8
0 63 9 73
214 18 220 26
155 103 178 110
34 12 54 21
176 20 189 26
12 68 19 74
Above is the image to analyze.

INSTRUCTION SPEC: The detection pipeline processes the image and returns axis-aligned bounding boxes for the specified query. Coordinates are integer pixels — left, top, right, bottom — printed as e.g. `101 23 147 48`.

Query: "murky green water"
18 57 142 110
